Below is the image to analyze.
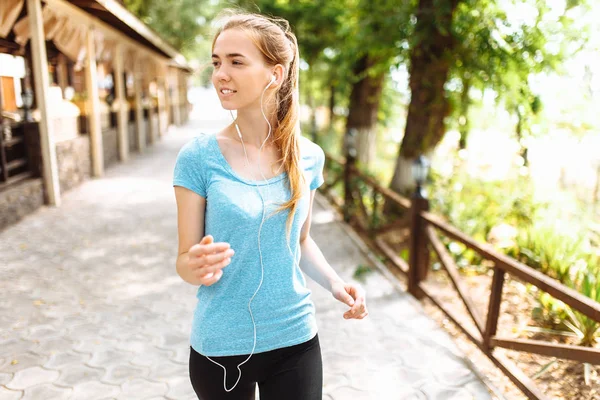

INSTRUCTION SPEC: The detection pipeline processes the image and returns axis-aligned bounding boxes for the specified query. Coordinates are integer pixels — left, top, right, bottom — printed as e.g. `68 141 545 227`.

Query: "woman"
173 10 368 400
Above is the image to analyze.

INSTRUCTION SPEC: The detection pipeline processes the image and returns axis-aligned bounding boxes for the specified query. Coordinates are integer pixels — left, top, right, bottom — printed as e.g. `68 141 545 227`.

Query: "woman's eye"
212 61 241 67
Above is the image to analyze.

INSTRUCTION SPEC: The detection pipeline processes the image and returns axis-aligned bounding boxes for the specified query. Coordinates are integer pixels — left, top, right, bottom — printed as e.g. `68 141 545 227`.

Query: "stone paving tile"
21 383 72 400
0 339 37 360
54 363 106 386
102 363 150 386
0 352 46 374
0 372 12 386
87 349 138 369
147 360 187 383
43 351 90 370
164 375 197 400
30 337 76 358
0 114 494 399
6 366 59 390
117 377 169 399
0 386 23 399
71 381 120 399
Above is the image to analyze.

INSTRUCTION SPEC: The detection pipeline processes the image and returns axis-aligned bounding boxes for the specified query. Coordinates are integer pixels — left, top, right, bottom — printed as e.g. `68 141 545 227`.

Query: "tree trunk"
387 0 459 213
306 67 318 143
458 75 471 150
345 55 385 167
328 83 335 131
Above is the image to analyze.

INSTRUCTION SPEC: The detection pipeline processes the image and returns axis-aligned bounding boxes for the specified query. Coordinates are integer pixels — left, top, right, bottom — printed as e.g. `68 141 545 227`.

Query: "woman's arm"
299 235 345 292
298 189 345 292
299 189 369 320
174 186 206 285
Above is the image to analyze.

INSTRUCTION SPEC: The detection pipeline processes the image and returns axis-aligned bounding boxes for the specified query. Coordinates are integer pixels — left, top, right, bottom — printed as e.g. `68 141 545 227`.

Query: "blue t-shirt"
173 132 325 356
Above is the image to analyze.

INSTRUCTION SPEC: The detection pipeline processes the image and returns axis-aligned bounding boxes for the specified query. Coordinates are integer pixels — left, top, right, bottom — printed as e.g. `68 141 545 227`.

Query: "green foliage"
430 165 599 346
429 167 541 240
510 221 586 285
122 0 217 56
353 264 374 282
511 224 600 346
531 291 569 328
446 0 590 141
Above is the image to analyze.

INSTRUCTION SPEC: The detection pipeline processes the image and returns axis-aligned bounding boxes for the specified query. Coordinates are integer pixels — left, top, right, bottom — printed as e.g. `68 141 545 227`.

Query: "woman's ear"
271 64 285 85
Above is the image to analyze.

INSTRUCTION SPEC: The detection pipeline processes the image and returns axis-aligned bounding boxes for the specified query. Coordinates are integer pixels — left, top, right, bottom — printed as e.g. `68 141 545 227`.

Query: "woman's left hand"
331 280 368 320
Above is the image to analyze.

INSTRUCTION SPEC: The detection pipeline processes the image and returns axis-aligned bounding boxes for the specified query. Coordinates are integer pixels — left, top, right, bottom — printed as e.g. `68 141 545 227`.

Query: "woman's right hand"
187 235 235 286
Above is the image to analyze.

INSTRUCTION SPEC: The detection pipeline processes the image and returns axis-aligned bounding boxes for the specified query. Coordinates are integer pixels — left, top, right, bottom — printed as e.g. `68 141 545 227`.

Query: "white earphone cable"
206 76 301 393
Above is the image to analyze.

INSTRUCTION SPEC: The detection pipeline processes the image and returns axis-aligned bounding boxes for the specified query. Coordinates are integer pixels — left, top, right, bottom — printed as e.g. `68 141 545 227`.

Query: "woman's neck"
232 106 278 148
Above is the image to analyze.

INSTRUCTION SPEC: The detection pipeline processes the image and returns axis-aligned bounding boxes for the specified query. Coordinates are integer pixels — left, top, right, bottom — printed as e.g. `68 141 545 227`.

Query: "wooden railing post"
483 265 505 352
408 187 430 299
343 128 357 223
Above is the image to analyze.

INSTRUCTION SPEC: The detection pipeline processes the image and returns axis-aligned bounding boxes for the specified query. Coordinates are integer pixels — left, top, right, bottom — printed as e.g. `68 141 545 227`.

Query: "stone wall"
55 135 91 194
0 178 44 231
102 127 119 169
1 103 171 232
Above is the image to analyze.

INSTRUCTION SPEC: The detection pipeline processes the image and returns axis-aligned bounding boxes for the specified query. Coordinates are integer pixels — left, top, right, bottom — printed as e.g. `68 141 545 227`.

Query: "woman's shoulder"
177 133 212 156
299 134 324 161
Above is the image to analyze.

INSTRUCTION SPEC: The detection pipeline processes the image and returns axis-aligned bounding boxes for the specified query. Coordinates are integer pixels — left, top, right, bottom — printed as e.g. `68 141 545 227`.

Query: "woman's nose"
214 68 230 81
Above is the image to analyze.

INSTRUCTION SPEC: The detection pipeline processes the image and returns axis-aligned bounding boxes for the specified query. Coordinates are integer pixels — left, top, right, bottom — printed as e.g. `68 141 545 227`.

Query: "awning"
0 0 24 38
13 6 89 63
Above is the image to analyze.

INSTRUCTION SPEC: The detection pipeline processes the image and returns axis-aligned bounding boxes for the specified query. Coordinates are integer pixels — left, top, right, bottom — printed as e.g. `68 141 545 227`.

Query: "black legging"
189 333 323 400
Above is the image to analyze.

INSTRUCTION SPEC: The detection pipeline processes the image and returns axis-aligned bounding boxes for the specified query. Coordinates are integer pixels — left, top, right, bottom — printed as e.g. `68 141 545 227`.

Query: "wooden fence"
320 150 600 400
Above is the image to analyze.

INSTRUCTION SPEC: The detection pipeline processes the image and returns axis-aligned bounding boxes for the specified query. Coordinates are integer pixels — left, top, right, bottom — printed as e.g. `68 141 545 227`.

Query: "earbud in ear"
271 75 276 83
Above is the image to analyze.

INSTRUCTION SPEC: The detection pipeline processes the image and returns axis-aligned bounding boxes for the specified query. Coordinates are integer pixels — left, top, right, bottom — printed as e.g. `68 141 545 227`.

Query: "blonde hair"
211 10 304 244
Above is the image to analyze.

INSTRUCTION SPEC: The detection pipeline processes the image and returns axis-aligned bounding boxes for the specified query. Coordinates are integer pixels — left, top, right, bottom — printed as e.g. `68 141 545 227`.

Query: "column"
26 0 60 205
171 68 181 126
134 56 145 152
113 43 128 162
162 65 171 128
84 27 104 177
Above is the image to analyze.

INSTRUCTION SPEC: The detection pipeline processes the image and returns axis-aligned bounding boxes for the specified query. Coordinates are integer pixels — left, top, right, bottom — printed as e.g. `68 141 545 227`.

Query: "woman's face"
211 29 275 111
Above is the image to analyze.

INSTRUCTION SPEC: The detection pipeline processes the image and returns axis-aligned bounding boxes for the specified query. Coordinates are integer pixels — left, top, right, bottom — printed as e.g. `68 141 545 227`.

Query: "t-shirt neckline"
209 133 288 186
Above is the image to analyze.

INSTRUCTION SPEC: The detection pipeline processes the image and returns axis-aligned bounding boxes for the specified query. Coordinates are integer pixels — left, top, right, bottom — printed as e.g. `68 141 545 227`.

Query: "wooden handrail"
323 150 412 210
491 337 600 365
320 149 599 400
422 210 600 324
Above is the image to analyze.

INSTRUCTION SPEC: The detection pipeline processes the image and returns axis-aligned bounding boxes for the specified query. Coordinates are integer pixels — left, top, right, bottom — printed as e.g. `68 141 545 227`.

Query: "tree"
387 0 460 198
338 0 412 166
388 0 590 196
122 0 217 57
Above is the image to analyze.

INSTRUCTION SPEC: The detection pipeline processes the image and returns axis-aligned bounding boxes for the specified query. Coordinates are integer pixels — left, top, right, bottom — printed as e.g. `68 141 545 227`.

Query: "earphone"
206 73 304 393
234 75 275 142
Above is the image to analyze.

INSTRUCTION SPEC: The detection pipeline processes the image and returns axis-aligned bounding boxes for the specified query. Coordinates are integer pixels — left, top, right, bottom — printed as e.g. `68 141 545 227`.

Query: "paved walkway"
0 115 493 399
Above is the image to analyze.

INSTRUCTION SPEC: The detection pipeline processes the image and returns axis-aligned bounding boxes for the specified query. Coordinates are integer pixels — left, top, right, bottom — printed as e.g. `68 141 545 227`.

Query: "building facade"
0 0 192 230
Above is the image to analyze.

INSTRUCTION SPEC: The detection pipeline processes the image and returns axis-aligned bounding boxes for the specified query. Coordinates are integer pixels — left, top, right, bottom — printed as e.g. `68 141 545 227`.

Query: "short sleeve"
173 138 207 198
309 144 325 191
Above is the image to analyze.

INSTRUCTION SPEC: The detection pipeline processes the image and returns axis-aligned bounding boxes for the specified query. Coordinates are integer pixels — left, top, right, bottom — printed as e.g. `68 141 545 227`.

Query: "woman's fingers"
201 248 235 265
194 256 232 281
190 248 234 269
190 242 231 258
201 269 223 286
343 294 368 319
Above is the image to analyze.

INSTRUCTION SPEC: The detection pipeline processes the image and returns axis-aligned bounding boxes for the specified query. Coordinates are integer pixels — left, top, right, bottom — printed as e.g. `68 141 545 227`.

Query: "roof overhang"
67 0 191 71
0 0 193 72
